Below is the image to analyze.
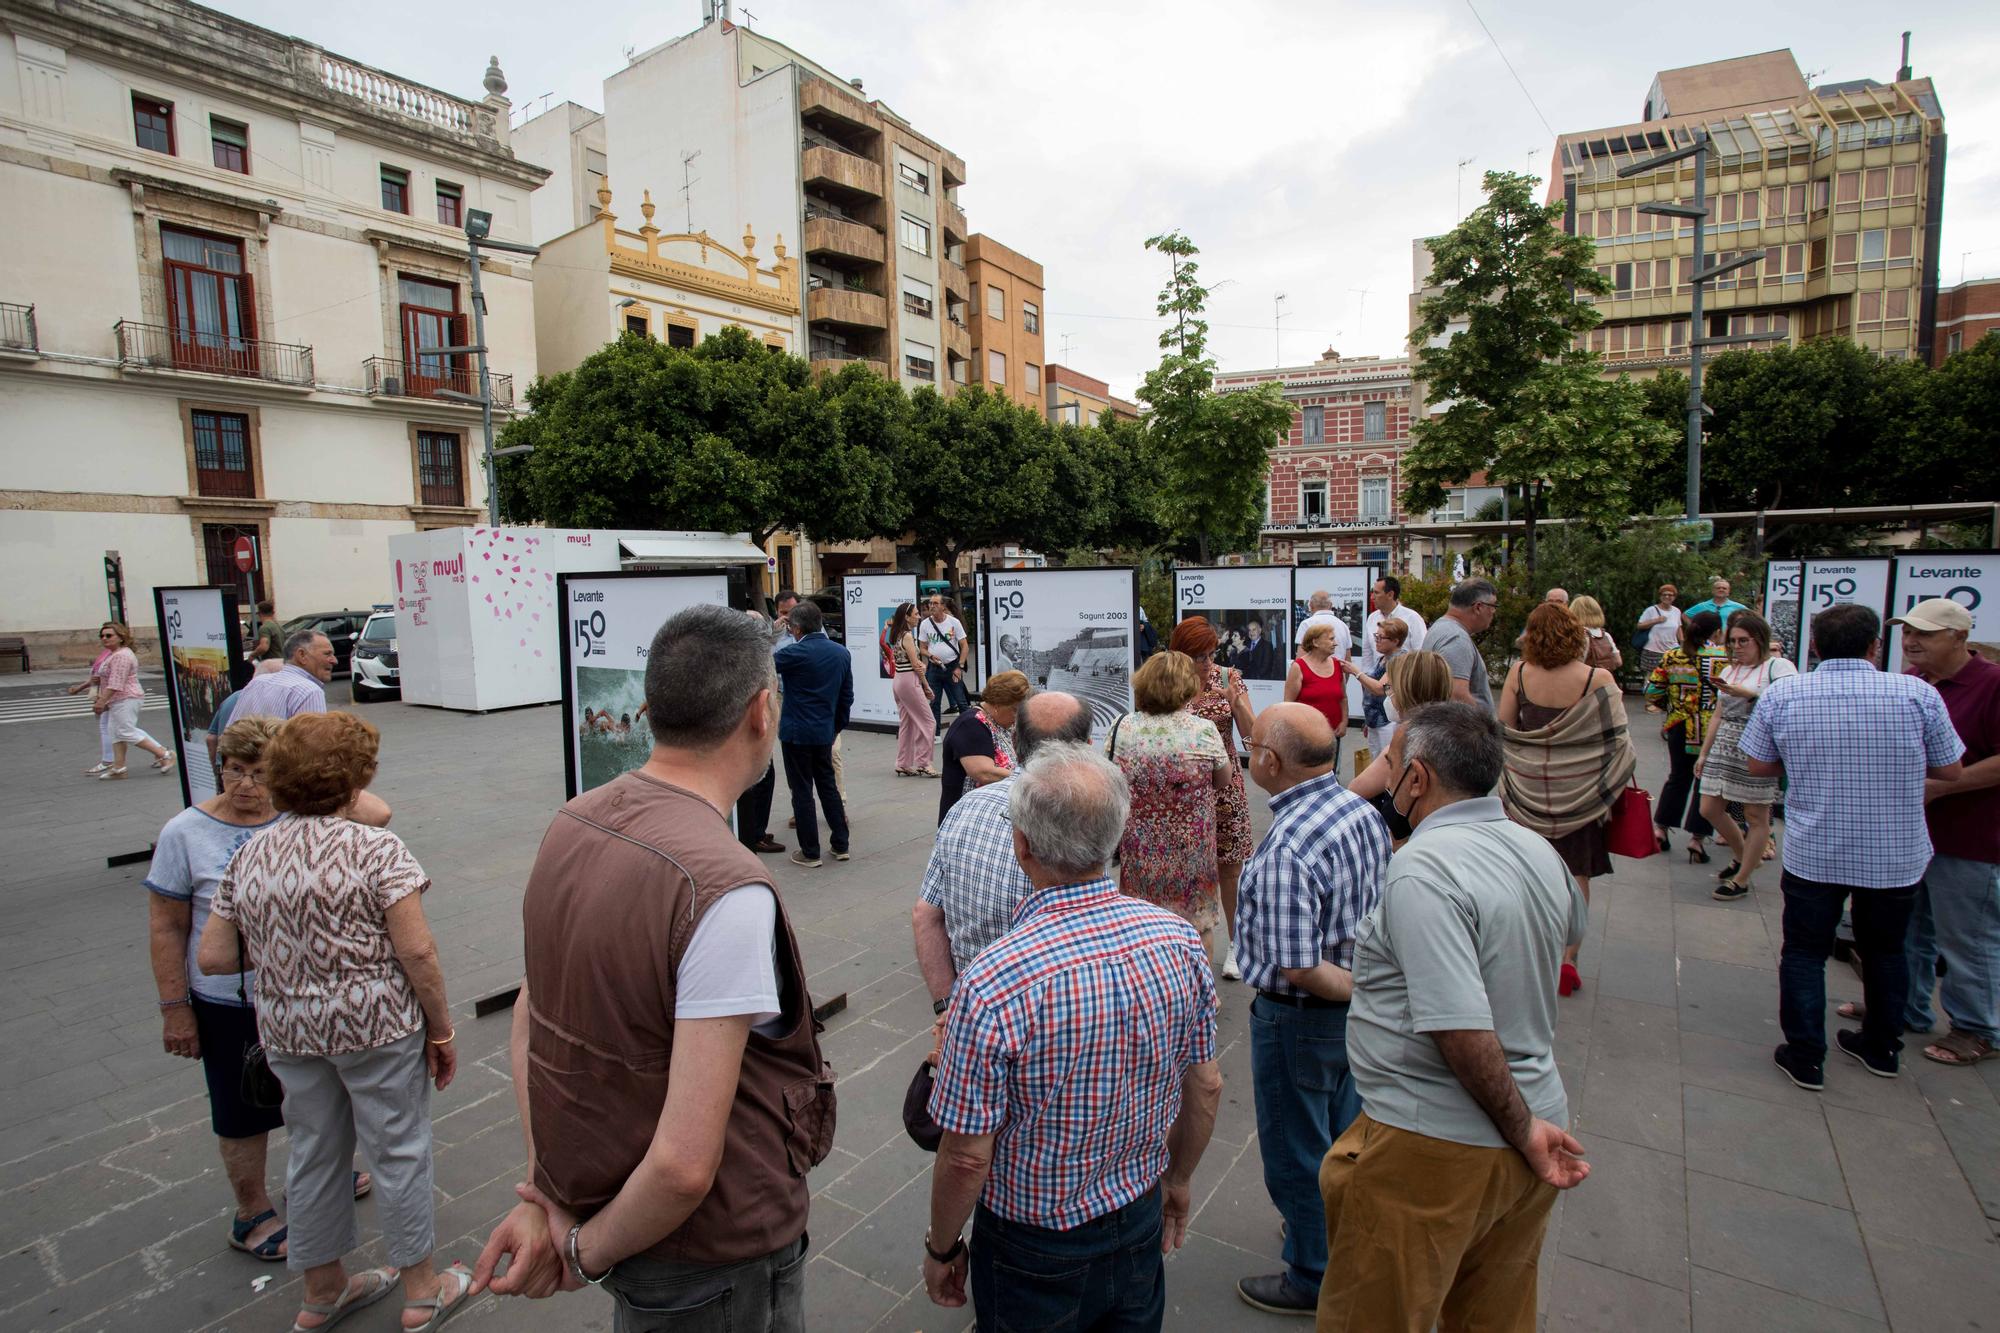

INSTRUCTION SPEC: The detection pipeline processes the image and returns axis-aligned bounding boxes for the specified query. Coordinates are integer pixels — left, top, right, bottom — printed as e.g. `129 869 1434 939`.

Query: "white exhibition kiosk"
387 526 767 712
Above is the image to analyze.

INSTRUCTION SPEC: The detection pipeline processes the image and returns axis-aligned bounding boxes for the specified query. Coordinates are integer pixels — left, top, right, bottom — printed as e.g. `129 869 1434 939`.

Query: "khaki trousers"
1316 1112 1556 1333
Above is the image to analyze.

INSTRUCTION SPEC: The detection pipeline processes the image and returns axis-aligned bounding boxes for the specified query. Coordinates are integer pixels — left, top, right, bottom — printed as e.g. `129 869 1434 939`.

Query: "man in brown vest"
470 604 835 1329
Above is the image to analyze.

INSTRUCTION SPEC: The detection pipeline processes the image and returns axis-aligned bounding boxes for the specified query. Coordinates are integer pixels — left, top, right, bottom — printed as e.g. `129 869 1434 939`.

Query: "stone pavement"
0 674 1996 1331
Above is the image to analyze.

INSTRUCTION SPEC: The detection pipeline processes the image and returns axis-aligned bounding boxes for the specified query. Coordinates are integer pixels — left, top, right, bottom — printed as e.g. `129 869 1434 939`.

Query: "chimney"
1898 31 1912 81
849 77 864 92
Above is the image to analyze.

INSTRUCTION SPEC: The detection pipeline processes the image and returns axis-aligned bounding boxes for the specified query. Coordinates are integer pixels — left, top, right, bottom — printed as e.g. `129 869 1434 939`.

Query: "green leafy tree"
1405 171 1673 571
896 386 1056 586
1920 331 2000 505
497 328 900 547
1136 232 1292 562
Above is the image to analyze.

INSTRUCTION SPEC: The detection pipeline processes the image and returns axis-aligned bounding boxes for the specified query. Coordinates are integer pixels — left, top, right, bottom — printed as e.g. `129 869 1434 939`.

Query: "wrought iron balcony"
115 320 314 385
363 355 514 410
0 302 37 353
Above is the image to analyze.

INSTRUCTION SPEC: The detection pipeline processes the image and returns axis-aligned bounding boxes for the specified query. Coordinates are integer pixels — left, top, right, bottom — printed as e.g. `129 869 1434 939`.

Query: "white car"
349 611 400 702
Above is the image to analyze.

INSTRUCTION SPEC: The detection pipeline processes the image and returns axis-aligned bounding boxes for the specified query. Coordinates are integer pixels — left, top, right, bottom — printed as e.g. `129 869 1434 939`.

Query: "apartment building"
1215 348 1414 568
1552 48 1947 372
963 233 1043 409
1045 364 1138 426
0 0 545 661
1934 276 2000 364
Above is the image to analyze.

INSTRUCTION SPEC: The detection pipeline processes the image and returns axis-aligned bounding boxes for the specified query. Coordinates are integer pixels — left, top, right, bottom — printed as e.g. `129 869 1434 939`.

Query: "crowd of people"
128 564 1996 1333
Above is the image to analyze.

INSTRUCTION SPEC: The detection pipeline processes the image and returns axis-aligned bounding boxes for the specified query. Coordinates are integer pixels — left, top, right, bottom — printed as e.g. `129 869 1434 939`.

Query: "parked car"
349 611 399 702
277 611 372 677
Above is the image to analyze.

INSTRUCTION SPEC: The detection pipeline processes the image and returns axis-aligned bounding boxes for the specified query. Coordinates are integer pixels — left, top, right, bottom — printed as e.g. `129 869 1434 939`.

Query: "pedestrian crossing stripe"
0 696 168 725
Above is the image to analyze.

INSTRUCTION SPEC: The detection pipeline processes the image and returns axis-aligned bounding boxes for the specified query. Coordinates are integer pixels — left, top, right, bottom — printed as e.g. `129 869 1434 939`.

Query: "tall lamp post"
434 208 539 524
1616 130 1782 524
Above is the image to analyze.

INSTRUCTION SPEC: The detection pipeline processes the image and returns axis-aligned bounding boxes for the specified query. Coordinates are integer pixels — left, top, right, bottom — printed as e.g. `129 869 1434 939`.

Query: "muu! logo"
431 555 465 581
993 590 1026 622
573 609 607 658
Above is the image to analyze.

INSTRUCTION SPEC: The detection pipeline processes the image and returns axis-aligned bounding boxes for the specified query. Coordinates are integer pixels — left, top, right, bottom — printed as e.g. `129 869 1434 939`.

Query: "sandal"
353 1169 372 1199
98 766 128 780
154 752 177 774
84 761 111 775
402 1262 474 1333
291 1265 397 1332
1923 1030 1997 1067
228 1208 288 1261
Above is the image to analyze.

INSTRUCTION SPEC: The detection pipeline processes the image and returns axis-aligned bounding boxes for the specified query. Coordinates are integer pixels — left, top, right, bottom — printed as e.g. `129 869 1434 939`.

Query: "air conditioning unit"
381 376 403 396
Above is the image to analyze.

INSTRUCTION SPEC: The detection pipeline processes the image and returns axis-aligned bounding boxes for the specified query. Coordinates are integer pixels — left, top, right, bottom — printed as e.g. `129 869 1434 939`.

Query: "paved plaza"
0 668 1997 1331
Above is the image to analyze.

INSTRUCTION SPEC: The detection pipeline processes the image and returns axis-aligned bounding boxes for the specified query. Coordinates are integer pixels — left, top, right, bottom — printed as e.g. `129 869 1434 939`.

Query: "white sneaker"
1221 945 1242 981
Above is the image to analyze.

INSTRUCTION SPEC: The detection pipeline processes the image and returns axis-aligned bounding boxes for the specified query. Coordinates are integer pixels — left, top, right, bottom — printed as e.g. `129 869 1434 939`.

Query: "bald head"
1544 587 1569 607
1015 691 1090 765
1308 590 1333 611
1249 702 1339 796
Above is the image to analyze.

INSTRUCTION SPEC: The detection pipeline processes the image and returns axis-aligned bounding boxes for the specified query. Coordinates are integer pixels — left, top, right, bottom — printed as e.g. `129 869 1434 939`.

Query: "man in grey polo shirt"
1317 703 1589 1331
1422 579 1498 713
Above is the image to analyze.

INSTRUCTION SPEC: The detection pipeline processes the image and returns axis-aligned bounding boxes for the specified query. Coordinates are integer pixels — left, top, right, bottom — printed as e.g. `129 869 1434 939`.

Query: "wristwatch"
924 1229 966 1264
932 997 949 1016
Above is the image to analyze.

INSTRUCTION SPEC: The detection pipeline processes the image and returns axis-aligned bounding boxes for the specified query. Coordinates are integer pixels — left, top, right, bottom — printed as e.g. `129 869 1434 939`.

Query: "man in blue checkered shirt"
1230 702 1391 1316
911 693 1092 1012
1740 603 1964 1089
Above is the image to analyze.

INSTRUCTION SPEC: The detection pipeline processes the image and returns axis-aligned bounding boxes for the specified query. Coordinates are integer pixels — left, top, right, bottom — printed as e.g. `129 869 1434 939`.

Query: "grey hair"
1013 691 1091 765
1008 742 1130 879
643 604 776 750
1450 577 1498 609
1400 701 1503 796
283 629 325 660
787 601 823 635
1308 590 1333 610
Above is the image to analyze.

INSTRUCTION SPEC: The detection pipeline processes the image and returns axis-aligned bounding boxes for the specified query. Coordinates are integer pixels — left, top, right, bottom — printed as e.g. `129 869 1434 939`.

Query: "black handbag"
236 935 285 1111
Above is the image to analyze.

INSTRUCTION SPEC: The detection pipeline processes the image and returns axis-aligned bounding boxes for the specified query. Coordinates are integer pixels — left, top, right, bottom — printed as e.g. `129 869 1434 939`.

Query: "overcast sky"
231 0 1998 398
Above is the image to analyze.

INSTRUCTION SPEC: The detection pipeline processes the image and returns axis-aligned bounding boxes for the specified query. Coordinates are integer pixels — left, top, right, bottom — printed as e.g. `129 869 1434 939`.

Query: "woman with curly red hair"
1498 603 1636 998
1170 616 1258 980
198 712 470 1331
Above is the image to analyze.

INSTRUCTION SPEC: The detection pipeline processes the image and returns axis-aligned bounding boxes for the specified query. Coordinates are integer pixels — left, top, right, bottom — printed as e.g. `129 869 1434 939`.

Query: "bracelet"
158 994 192 1010
428 1030 456 1046
923 1230 966 1264
567 1221 610 1286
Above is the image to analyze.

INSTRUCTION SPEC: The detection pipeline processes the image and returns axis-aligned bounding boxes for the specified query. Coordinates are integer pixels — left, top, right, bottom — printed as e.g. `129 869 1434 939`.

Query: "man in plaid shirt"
922 744 1223 1331
910 692 1092 1011
1231 703 1390 1316
1740 604 1964 1088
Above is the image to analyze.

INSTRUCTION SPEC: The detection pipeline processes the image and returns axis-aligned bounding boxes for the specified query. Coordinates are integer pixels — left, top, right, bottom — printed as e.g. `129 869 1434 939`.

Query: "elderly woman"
938 669 1029 824
1696 610 1796 901
74 621 122 776
1572 595 1623 674
199 713 467 1333
1285 622 1350 753
1644 609 1723 862
1105 650 1233 946
1352 617 1409 759
92 621 175 779
1171 617 1258 981
887 601 938 778
1498 604 1636 998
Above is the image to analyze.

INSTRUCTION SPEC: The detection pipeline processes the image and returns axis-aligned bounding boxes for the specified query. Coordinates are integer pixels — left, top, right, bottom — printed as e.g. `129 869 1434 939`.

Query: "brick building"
1044 363 1137 426
1934 276 2000 364
964 233 1044 410
1215 347 1414 569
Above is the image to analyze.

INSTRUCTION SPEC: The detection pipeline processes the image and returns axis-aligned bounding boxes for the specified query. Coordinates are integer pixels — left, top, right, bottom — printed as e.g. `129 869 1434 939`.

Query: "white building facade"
0 0 546 661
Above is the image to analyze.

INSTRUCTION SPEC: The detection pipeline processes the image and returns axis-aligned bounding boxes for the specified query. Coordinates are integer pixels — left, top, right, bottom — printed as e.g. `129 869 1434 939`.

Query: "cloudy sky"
233 0 1998 398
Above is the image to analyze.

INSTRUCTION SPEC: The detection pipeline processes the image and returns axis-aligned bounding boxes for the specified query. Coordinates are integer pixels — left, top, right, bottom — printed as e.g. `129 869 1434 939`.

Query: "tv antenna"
1456 155 1476 220
1059 333 1075 364
1274 293 1288 366
679 149 703 232
1349 288 1372 335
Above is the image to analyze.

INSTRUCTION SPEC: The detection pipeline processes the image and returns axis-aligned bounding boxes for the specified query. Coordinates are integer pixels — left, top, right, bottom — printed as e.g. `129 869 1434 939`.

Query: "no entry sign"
232 536 257 573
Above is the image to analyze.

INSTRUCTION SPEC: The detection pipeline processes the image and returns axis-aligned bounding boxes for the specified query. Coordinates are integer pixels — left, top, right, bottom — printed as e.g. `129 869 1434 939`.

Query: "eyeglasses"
220 767 266 788
99 632 118 639
1474 600 1499 611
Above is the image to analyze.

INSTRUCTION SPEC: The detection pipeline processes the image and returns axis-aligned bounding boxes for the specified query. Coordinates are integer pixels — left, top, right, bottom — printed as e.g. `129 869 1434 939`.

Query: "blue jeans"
1249 994 1359 1296
970 1191 1164 1333
1904 855 2000 1043
1779 870 1919 1067
927 662 969 727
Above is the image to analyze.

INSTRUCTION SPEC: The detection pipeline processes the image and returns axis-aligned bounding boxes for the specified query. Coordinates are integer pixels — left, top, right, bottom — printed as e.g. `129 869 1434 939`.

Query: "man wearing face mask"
1317 703 1590 1331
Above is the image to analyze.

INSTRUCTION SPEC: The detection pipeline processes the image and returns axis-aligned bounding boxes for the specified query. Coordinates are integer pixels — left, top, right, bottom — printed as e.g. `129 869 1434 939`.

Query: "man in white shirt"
1362 576 1427 673
1636 585 1683 709
1295 590 1353 661
918 596 971 727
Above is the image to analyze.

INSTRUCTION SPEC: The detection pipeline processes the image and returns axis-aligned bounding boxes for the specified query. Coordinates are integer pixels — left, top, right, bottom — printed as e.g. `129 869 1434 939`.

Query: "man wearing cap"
1896 598 2000 1068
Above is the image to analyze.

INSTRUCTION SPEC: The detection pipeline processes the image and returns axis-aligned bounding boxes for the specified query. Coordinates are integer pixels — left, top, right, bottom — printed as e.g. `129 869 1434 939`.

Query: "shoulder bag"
236 933 285 1111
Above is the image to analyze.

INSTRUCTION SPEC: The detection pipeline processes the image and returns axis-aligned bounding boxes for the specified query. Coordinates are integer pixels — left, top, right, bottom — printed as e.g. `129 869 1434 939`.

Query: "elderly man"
922 744 1223 1331
1542 587 1569 608
1362 576 1427 674
912 692 1092 1008
228 629 333 720
1295 590 1353 660
775 601 854 868
1424 578 1498 712
1742 604 1965 1087
1895 599 2000 1068
1234 703 1390 1316
1686 577 1748 626
1321 703 1589 1332
472 605 835 1322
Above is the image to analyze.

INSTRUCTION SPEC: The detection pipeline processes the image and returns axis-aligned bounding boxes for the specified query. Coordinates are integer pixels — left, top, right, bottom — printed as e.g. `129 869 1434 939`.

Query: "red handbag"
1606 785 1658 859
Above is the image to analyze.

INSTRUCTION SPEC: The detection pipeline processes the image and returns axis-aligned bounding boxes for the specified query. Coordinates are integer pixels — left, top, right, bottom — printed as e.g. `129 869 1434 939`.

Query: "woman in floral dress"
1169 617 1259 978
1105 650 1231 938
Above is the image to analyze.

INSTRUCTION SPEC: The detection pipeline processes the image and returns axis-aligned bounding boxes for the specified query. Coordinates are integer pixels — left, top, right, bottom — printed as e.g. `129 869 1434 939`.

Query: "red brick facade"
1934 277 2000 365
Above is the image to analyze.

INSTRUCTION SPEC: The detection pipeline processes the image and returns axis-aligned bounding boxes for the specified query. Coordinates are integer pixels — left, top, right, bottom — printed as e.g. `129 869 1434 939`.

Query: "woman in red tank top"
1285 621 1348 735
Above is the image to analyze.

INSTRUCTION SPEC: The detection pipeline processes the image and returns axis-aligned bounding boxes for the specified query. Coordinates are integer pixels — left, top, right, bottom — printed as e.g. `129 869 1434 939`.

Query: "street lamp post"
434 209 539 525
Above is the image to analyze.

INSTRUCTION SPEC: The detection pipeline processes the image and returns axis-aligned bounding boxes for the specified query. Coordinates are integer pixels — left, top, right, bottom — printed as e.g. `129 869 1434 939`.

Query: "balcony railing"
116 319 314 385
804 214 886 265
808 287 888 330
364 355 513 410
802 145 884 200
320 54 475 136
0 302 37 353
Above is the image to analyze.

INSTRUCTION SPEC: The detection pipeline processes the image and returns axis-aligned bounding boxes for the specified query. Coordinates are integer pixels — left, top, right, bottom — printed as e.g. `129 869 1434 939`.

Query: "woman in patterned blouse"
1644 610 1725 863
200 712 469 1333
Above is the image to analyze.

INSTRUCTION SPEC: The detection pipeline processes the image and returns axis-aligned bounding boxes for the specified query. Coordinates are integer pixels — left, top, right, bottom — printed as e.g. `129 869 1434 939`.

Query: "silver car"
349 611 400 702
